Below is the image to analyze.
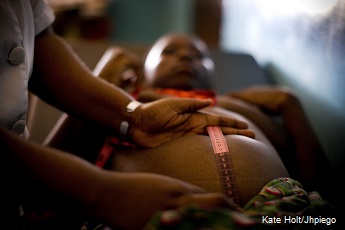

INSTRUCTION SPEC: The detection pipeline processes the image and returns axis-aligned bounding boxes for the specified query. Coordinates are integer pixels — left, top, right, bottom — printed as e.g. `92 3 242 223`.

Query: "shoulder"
30 0 55 35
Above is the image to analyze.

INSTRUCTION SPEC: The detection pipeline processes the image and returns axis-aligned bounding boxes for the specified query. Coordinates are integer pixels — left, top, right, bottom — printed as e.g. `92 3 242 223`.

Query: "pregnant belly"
112 134 289 206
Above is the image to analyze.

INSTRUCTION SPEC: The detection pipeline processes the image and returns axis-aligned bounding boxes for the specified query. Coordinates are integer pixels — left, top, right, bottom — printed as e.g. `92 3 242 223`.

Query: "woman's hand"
95 172 238 229
129 97 255 147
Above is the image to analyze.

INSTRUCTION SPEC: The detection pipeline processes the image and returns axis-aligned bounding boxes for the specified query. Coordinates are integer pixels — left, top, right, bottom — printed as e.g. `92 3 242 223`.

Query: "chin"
171 85 194 91
158 81 193 91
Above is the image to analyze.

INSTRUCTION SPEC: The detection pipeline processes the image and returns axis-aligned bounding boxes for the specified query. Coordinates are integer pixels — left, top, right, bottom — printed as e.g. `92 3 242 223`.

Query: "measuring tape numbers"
207 126 240 205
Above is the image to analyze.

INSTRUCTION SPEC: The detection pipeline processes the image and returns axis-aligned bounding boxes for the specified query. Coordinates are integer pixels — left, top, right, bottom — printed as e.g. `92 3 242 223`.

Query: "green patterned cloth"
144 178 337 230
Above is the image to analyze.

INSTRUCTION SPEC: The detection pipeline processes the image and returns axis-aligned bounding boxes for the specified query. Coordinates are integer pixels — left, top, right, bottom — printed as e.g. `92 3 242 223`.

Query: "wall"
108 0 194 44
221 0 345 175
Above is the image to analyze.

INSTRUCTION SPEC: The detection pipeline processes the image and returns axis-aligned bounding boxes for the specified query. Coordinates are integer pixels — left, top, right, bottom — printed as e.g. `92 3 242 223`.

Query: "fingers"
180 180 208 194
190 193 240 211
162 98 249 130
220 128 255 139
220 116 248 129
198 110 248 128
197 112 255 138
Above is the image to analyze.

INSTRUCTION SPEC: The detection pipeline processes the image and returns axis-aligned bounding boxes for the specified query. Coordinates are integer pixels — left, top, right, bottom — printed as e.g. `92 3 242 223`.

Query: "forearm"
281 95 320 152
29 28 133 131
227 86 324 161
0 127 110 209
280 93 325 187
217 95 287 148
1 127 144 226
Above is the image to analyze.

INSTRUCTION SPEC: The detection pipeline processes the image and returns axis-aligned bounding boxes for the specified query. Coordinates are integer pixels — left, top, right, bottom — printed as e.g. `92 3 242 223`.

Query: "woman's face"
144 34 214 90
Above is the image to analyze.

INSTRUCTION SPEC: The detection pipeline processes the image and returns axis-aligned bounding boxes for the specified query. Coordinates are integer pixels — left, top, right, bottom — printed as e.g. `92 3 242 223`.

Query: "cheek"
196 65 209 79
155 62 170 76
151 62 169 78
194 66 212 88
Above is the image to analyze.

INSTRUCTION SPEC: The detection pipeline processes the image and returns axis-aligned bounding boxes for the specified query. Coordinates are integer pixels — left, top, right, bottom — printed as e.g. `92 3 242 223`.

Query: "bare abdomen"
112 134 289 206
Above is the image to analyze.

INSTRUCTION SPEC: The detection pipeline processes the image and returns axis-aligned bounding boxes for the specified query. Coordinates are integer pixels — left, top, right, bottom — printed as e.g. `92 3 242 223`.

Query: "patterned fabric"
144 178 336 230
95 136 135 168
153 88 217 105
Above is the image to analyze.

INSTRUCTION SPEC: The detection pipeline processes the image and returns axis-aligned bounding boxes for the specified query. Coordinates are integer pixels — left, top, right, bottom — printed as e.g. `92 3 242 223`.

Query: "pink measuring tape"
207 126 240 204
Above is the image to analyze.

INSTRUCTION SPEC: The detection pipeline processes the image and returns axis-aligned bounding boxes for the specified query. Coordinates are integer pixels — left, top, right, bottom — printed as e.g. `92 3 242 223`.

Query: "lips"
175 64 195 76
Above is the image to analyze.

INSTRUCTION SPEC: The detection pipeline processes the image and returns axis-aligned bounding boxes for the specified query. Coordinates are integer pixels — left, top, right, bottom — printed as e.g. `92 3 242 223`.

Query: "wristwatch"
120 101 142 135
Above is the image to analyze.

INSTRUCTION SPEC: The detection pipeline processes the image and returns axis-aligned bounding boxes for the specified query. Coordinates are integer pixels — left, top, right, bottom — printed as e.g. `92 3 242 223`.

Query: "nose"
178 49 193 62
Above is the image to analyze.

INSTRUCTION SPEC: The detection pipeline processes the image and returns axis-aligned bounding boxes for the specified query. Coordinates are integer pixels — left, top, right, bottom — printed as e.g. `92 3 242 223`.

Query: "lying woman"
46 45 288 206
44 33 336 228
